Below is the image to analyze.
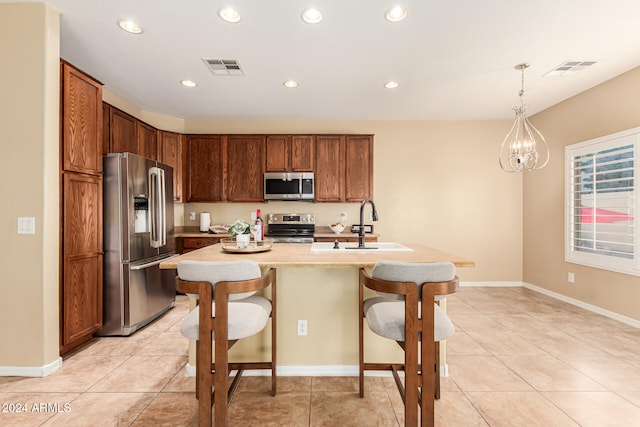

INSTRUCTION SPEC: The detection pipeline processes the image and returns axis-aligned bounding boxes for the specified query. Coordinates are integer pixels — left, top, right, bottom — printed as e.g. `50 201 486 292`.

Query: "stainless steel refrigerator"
100 152 177 336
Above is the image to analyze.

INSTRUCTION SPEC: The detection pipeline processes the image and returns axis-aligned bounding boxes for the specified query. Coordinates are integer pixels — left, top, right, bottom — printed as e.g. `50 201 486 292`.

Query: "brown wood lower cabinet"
60 172 103 354
62 253 102 347
177 236 222 253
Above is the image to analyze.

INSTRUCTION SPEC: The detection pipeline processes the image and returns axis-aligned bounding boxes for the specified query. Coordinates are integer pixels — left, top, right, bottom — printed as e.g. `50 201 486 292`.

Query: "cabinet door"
315 135 345 201
290 135 314 171
159 131 184 202
137 121 158 160
61 62 103 174
109 108 137 154
178 237 222 253
187 135 225 202
227 135 265 201
344 135 373 201
265 135 289 172
102 102 110 156
62 172 103 349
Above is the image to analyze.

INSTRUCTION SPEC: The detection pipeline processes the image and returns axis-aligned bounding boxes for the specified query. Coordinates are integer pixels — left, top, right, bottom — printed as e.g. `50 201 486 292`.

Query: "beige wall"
103 89 186 134
524 66 640 322
181 120 523 283
0 3 60 368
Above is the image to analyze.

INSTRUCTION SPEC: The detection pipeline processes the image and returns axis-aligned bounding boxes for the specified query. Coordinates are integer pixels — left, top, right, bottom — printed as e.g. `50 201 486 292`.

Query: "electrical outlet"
189 212 196 221
297 320 307 336
568 272 575 284
340 212 347 222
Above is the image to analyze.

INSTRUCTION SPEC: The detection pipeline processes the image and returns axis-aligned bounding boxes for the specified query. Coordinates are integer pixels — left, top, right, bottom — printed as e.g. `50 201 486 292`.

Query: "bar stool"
176 260 276 427
358 261 458 426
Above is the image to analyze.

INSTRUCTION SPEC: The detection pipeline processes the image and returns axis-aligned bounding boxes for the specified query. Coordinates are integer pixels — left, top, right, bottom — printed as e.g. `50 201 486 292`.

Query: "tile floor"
2 287 640 426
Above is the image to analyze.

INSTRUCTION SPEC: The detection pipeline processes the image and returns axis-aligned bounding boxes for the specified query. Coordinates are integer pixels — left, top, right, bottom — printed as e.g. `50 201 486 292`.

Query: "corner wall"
524 66 640 321
0 3 61 371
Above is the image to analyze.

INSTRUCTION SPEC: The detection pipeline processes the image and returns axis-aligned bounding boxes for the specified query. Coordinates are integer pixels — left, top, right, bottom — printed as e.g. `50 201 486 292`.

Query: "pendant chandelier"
499 63 550 172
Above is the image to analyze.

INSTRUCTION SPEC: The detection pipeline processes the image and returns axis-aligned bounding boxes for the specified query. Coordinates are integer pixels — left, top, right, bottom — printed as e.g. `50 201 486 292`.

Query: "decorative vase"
236 234 250 248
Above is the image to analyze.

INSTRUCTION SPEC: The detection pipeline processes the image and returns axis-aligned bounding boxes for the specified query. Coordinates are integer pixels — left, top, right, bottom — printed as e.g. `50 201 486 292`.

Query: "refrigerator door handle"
129 254 179 271
149 166 165 248
159 167 166 247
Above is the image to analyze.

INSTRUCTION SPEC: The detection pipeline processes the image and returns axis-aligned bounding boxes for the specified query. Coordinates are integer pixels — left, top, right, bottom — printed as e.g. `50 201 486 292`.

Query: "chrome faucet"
358 198 379 248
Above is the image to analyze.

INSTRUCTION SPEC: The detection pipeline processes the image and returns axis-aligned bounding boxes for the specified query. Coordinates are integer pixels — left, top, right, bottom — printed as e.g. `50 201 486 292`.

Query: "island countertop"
160 242 475 269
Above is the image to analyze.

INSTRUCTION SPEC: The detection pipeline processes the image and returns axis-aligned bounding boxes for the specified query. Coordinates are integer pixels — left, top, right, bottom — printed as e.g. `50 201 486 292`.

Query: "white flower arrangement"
228 219 251 236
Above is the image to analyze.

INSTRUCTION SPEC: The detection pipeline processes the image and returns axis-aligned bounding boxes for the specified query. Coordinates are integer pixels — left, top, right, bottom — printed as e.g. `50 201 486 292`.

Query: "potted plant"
228 219 251 247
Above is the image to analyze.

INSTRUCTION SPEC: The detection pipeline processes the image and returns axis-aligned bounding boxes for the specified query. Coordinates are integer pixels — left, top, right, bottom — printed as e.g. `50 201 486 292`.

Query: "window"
565 128 640 275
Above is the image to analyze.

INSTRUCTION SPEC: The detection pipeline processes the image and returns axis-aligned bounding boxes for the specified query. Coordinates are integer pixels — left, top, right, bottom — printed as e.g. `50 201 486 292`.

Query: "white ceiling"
9 0 640 120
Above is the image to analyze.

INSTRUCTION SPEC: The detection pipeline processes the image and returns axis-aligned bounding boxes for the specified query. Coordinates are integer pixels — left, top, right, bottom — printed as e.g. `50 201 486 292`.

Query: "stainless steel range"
265 213 315 243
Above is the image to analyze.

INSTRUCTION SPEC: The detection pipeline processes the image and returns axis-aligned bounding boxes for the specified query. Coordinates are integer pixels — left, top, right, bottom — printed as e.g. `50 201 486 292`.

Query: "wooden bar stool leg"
434 341 440 400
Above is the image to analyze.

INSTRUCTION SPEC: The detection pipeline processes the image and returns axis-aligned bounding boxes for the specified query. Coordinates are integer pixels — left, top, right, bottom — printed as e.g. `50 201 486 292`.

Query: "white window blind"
565 128 640 275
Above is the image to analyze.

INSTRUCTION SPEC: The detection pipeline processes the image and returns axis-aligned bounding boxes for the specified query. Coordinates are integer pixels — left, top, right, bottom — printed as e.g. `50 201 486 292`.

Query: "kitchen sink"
310 242 413 252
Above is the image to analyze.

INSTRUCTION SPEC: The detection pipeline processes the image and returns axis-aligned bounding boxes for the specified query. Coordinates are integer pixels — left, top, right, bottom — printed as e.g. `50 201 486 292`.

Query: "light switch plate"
18 217 36 234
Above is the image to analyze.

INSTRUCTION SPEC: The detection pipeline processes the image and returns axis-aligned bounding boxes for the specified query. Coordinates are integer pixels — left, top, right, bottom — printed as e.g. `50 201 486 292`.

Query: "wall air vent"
202 59 245 76
544 61 597 77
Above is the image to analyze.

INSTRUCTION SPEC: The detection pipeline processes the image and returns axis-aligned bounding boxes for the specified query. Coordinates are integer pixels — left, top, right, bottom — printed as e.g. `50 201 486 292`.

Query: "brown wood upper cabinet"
61 62 103 174
104 104 159 161
137 121 158 160
315 134 373 202
315 135 345 201
344 135 373 201
227 135 265 202
186 135 226 202
265 135 314 172
108 107 137 154
159 131 184 202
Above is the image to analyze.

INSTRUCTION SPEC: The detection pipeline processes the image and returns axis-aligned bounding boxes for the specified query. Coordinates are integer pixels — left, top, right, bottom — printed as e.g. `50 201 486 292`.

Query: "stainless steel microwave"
264 172 314 201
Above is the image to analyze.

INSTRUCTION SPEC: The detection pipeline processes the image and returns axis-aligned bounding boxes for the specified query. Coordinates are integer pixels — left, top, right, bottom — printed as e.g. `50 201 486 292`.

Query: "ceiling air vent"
544 61 596 77
202 59 245 76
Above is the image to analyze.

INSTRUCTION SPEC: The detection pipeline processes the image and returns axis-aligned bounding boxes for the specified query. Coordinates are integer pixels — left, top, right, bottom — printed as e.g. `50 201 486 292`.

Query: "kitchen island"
160 242 474 375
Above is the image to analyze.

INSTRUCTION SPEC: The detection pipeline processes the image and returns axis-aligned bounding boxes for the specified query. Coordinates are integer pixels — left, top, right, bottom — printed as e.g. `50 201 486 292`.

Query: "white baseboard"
461 280 640 329
183 363 450 377
460 281 523 287
523 282 640 329
0 357 62 377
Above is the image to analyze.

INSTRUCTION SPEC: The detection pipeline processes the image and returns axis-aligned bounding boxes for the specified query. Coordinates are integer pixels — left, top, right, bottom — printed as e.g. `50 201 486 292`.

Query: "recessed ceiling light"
181 80 197 88
385 6 407 22
283 80 299 88
117 19 143 34
384 81 399 89
301 8 323 24
218 7 241 23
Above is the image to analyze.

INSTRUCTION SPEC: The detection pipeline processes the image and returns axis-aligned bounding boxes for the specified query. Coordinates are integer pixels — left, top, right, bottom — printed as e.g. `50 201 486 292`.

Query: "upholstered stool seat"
363 297 455 342
180 295 272 341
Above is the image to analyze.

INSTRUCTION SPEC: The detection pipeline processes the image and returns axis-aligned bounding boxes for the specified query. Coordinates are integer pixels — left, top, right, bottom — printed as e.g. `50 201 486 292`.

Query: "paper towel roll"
200 212 211 232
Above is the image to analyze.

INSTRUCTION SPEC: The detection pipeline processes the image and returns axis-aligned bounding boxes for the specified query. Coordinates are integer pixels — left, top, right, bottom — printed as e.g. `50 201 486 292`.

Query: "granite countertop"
160 241 475 270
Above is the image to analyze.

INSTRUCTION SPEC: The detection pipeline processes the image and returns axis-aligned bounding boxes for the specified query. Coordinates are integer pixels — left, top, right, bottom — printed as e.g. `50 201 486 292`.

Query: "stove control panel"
267 213 315 225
